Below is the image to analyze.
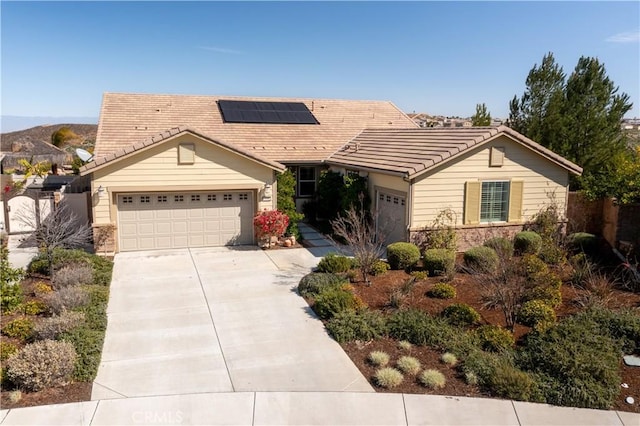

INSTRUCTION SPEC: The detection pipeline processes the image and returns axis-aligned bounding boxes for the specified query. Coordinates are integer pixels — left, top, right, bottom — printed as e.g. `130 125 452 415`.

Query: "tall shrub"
277 170 304 239
253 209 289 247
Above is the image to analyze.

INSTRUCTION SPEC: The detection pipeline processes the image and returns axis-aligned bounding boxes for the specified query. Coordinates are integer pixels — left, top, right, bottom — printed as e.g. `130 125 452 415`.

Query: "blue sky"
1 1 639 129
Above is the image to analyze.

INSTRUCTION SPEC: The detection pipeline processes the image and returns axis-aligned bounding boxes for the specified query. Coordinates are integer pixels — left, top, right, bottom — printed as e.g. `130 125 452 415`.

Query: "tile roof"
94 92 418 163
80 127 286 175
327 126 583 179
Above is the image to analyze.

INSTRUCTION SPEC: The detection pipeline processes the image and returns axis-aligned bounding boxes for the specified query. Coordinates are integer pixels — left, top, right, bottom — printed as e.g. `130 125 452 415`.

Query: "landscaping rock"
623 355 640 367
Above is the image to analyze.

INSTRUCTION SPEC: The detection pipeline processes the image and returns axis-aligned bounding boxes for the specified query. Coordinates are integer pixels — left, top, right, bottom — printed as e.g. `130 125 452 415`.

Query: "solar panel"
218 100 319 124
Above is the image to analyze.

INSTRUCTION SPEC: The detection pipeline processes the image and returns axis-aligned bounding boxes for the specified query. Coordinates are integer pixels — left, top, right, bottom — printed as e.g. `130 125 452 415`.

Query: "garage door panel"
118 191 253 252
378 190 407 244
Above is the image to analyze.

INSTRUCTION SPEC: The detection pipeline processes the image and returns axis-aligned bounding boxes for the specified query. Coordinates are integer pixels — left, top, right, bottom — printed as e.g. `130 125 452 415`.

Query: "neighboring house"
0 136 67 174
79 93 417 253
326 126 582 248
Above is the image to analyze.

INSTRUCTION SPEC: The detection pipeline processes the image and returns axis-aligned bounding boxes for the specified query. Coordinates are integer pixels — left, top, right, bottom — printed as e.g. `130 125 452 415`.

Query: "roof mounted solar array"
218 100 319 124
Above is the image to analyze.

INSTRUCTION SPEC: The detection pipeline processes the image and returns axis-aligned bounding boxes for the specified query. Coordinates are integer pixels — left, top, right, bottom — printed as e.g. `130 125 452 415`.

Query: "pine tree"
471 103 492 126
508 53 633 194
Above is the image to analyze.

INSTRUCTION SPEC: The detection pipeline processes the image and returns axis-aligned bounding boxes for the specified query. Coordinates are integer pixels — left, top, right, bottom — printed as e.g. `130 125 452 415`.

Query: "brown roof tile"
327 126 582 178
93 93 417 163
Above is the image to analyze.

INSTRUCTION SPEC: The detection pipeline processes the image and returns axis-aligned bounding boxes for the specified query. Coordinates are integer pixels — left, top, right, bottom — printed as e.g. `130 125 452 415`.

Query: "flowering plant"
254 209 289 247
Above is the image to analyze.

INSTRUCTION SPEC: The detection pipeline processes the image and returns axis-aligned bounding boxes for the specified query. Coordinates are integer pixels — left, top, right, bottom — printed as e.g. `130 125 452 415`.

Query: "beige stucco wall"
411 135 569 230
90 133 277 226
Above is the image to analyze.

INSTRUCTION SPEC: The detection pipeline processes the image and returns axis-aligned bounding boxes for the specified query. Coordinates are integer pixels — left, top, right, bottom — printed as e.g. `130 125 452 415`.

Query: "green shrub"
60 327 105 382
514 231 542 255
518 300 556 328
298 273 347 298
52 264 94 289
388 309 455 347
5 339 76 391
316 253 354 274
487 360 537 401
428 283 456 299
397 356 421 375
522 255 548 279
463 246 499 273
483 237 514 257
19 300 47 315
419 369 446 389
313 285 363 320
519 314 623 409
441 352 458 366
374 367 403 388
423 249 455 277
567 232 598 255
460 349 505 387
34 311 85 340
465 371 479 386
0 341 18 361
33 282 53 297
524 271 563 308
326 309 387 343
2 318 34 340
368 351 390 367
370 260 390 276
78 285 109 331
1 246 24 313
441 303 481 327
410 271 428 280
570 307 640 354
386 242 421 270
474 325 514 352
538 243 567 266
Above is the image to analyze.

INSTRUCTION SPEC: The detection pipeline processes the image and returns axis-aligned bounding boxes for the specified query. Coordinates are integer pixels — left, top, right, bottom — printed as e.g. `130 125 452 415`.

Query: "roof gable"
326 126 582 178
80 126 285 176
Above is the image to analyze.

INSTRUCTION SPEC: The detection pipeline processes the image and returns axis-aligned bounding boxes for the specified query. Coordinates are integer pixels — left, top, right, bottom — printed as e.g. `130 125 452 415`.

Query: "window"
122 196 133 204
298 167 316 197
174 195 184 202
480 181 510 222
239 193 248 201
140 196 150 204
223 194 233 201
191 195 200 202
157 195 167 203
207 194 217 202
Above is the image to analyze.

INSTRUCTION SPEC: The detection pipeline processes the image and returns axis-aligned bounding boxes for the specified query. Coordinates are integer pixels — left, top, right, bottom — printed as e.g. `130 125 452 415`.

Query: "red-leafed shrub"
254 209 289 246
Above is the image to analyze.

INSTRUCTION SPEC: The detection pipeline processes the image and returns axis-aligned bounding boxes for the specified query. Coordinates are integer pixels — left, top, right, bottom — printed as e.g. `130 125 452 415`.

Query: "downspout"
404 173 413 241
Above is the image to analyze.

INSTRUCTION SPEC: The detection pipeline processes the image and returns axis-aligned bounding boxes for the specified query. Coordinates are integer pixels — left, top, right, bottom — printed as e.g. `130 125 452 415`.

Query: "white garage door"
117 191 254 252
377 190 407 244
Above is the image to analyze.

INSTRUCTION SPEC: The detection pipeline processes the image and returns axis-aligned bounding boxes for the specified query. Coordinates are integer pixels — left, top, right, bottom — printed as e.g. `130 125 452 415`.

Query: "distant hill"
1 116 97 133
1 124 98 152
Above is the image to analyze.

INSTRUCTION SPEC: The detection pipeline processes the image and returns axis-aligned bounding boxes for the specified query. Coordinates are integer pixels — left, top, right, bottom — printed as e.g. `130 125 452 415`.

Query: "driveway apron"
92 246 371 400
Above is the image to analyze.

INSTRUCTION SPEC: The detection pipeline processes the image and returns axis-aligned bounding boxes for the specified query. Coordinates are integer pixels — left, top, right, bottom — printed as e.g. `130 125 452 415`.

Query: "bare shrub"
6 340 77 391
331 203 386 285
34 311 85 340
43 286 89 314
411 208 458 252
52 264 93 289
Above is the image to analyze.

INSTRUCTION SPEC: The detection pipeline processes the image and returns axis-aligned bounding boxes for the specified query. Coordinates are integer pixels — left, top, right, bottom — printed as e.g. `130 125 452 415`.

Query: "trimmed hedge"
423 249 455 277
567 232 598 255
514 231 542 255
386 242 420 270
316 253 354 273
313 285 364 320
518 300 556 329
463 246 499 273
441 303 481 326
474 325 514 352
428 283 456 299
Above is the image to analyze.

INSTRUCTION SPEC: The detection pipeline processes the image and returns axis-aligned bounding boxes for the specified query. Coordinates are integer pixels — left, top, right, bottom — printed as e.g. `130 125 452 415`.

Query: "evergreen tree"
471 103 492 126
508 53 633 195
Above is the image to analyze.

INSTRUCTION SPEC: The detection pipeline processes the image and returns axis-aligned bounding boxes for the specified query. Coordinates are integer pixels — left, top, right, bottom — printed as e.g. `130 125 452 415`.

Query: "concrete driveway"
91 246 372 400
